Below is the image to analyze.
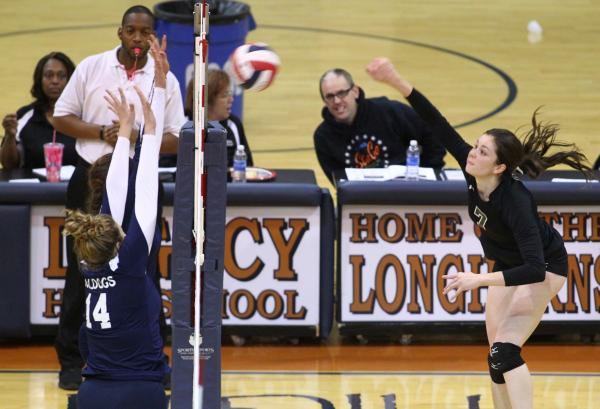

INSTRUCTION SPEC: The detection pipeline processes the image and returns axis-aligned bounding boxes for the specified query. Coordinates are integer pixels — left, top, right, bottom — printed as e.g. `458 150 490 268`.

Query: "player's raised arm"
103 87 135 226
367 57 471 168
133 84 163 251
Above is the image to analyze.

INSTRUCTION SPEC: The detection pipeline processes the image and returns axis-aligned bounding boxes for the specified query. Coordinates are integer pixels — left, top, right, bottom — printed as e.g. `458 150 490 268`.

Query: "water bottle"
405 139 420 181
232 145 247 183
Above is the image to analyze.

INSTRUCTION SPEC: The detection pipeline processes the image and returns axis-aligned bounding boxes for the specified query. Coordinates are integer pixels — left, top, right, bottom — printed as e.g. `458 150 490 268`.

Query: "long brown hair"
63 210 124 270
487 109 593 179
86 153 113 214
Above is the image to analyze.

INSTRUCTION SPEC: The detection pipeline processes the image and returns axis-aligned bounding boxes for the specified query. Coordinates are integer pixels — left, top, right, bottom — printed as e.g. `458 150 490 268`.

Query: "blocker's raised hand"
133 85 155 136
105 87 135 140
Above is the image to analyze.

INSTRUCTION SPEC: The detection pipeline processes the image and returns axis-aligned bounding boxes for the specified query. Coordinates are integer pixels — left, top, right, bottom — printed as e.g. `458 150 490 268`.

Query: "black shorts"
493 249 568 278
545 248 568 277
544 228 568 277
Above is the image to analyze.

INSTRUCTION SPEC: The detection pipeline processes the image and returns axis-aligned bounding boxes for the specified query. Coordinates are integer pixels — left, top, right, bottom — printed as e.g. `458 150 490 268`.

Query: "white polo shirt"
54 46 186 164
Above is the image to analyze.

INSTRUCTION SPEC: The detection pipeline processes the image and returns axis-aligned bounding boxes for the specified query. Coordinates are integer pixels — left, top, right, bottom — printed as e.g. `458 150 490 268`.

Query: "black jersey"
220 114 254 168
15 103 78 169
406 89 567 286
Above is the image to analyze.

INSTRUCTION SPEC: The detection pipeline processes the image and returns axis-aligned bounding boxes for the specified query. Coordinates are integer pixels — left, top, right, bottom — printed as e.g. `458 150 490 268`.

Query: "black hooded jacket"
313 88 446 183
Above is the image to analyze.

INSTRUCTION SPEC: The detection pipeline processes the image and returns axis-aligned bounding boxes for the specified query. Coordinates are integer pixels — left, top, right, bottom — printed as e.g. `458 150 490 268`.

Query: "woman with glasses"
1 52 78 170
184 68 254 168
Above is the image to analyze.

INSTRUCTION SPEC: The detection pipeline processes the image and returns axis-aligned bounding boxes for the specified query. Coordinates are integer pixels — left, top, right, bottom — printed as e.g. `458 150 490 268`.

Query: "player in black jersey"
366 57 592 409
63 36 170 409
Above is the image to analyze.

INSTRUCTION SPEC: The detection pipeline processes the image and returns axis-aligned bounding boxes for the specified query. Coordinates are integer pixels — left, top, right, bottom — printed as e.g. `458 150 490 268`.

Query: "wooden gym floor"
1 341 600 408
1 0 599 408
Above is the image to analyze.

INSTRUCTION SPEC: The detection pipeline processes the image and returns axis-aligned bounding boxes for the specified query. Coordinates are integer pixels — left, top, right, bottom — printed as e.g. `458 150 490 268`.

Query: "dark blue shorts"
77 378 166 409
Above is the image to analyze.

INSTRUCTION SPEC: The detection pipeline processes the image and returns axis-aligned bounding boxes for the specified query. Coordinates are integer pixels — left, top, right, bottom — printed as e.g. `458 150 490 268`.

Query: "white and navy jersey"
406 89 566 286
80 88 166 381
81 236 165 381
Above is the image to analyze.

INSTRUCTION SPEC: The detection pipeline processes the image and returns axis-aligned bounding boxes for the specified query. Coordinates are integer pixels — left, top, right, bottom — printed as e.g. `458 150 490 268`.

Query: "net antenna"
192 1 209 408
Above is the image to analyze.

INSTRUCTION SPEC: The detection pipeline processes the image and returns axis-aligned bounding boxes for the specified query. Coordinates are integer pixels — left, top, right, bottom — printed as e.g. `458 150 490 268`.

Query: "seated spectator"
184 69 254 167
313 63 446 184
1 52 77 170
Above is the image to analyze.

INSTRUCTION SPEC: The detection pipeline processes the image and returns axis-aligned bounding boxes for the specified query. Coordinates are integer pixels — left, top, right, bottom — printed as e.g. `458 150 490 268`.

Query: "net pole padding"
192 1 209 408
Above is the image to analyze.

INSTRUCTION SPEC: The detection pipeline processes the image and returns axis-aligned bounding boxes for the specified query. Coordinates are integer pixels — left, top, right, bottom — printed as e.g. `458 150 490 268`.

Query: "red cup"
43 142 64 182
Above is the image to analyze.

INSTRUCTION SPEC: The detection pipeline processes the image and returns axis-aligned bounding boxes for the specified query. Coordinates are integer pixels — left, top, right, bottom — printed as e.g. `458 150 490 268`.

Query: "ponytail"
86 153 112 214
519 109 593 179
488 108 593 180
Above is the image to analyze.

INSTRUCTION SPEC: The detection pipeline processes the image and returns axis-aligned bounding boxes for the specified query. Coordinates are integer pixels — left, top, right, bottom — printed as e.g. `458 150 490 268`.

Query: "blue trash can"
154 0 256 119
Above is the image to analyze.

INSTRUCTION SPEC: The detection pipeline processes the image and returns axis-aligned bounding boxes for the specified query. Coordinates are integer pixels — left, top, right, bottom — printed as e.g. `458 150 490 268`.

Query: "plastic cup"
43 142 64 182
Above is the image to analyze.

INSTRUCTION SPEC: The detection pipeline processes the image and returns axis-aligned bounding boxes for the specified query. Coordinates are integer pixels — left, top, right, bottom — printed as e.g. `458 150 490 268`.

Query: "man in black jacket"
313 66 445 184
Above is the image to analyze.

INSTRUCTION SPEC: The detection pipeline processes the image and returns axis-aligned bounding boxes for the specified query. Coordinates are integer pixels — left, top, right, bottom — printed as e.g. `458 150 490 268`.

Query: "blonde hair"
63 210 124 270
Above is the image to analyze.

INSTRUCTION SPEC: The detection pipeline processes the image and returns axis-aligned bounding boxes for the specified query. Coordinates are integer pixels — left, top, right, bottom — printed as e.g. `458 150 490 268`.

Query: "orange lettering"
374 254 406 314
349 255 375 313
407 255 435 313
224 218 265 281
263 218 309 281
44 217 67 279
349 213 378 243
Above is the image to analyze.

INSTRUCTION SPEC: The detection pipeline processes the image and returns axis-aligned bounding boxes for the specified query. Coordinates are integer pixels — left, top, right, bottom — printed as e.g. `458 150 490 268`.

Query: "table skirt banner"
29 205 174 325
29 205 323 329
338 204 600 323
222 206 321 327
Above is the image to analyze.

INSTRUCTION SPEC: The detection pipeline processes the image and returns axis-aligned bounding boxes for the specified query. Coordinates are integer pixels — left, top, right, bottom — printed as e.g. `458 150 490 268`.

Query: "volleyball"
227 43 280 92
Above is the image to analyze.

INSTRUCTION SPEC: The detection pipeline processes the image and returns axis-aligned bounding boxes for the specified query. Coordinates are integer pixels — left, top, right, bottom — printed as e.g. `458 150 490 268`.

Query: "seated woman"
1 52 77 170
184 69 254 167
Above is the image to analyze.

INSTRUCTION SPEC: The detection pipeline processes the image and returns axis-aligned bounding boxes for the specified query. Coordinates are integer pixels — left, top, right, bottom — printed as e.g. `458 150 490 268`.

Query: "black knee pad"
488 342 525 384
488 353 505 384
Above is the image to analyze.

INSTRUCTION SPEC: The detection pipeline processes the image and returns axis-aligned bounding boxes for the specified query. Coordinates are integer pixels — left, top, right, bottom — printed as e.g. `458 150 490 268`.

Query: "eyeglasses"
323 85 354 103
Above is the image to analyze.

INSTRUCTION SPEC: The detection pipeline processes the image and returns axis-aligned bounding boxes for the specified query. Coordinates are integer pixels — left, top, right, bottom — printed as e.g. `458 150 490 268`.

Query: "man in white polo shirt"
53 4 185 390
